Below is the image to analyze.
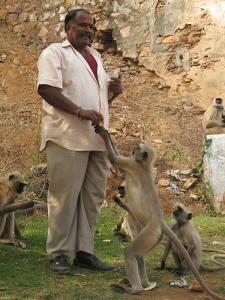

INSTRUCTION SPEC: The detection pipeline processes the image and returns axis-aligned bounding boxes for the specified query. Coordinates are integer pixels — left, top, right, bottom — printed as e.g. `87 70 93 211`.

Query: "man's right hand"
79 109 104 125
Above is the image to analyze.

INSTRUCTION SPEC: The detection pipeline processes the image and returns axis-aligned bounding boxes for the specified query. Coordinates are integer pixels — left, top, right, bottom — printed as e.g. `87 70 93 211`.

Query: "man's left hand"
108 78 123 102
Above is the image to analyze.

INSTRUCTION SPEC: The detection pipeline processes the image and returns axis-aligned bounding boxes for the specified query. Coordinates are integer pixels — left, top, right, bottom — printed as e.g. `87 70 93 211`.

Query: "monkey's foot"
114 231 129 242
110 283 141 294
120 277 131 286
142 282 157 291
166 267 183 275
110 283 127 293
0 239 26 249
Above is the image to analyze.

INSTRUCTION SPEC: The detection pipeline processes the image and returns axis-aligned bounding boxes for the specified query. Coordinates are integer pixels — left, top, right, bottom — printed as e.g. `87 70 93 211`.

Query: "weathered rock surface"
1 0 225 109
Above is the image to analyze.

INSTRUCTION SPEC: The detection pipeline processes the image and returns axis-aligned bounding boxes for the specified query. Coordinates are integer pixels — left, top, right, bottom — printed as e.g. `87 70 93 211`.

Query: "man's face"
66 12 94 50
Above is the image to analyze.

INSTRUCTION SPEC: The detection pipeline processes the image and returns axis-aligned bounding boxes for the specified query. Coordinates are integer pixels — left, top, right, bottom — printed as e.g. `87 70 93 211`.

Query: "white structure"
203 134 225 214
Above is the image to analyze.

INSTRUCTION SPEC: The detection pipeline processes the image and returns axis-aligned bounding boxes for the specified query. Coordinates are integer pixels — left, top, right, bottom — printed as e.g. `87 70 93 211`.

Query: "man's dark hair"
64 8 91 32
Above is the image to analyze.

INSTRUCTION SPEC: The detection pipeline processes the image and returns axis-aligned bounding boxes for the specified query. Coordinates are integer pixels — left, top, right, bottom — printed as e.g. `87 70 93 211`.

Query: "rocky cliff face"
1 0 225 108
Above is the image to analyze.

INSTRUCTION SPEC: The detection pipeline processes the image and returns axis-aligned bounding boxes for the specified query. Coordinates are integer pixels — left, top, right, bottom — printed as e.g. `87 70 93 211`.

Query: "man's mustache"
79 32 92 38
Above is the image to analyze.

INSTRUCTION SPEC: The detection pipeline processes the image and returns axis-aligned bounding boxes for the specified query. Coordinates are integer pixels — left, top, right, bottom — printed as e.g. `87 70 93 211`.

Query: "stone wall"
1 0 225 108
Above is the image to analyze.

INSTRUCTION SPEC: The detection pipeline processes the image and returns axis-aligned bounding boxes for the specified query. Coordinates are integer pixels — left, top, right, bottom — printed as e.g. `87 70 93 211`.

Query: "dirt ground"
127 286 219 300
1 24 223 300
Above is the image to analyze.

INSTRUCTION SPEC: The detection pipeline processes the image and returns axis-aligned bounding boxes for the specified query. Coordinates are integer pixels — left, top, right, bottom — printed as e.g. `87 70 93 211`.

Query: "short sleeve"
37 44 63 89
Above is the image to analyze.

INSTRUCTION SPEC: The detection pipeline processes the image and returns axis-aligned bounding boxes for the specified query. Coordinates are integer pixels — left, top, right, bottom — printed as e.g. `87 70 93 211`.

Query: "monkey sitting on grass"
95 124 225 300
160 206 225 275
0 172 27 248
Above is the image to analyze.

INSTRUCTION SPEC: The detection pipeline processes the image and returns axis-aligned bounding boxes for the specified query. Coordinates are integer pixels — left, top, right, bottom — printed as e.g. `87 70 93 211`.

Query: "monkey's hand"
14 239 27 249
94 124 108 136
94 124 119 164
113 195 128 211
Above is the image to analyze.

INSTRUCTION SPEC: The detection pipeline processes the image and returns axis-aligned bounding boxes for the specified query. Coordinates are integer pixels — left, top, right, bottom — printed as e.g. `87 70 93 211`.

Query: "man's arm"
38 84 103 124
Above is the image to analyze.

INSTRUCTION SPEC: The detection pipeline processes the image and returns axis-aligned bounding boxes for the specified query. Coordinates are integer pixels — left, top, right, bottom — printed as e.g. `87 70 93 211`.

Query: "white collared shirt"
37 39 109 151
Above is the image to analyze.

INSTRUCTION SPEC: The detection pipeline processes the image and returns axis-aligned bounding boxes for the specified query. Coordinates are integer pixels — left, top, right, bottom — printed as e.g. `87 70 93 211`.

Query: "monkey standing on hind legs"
160 205 225 274
94 124 225 300
0 172 27 248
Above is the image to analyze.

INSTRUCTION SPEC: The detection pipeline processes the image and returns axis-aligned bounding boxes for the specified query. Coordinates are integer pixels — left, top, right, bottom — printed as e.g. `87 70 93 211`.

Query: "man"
37 8 122 274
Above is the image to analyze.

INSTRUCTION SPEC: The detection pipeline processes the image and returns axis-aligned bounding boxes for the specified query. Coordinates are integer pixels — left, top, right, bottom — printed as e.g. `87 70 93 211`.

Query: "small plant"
163 146 190 168
194 182 213 204
193 136 212 178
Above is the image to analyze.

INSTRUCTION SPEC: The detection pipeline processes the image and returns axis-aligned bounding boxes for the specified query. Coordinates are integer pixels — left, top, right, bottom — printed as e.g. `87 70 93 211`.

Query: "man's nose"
84 25 93 32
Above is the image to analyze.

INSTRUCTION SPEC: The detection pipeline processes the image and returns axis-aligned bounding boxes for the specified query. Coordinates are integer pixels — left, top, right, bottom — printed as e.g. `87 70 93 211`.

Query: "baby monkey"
160 206 225 274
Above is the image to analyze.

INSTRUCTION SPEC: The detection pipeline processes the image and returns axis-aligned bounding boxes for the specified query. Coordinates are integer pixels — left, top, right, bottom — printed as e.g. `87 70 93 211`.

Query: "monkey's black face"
173 206 183 218
15 182 26 194
173 206 192 223
214 97 224 109
8 172 27 194
132 144 149 162
215 97 223 105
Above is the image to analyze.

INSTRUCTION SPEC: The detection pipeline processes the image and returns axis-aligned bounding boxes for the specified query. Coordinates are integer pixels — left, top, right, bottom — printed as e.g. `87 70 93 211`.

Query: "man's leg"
46 142 89 273
74 151 115 271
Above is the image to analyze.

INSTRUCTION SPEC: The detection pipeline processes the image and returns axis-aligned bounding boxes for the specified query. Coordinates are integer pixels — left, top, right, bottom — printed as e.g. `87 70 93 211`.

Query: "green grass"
0 208 225 299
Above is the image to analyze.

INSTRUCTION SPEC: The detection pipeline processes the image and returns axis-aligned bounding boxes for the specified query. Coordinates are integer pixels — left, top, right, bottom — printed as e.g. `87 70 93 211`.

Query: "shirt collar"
61 39 101 59
61 39 71 48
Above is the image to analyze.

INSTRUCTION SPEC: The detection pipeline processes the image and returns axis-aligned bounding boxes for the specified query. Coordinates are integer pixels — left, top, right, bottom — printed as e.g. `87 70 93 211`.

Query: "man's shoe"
73 252 116 271
50 255 71 274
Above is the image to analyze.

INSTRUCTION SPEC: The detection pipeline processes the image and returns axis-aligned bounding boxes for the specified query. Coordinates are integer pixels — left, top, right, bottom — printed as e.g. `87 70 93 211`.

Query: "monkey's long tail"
161 221 225 300
200 263 225 272
201 248 225 270
211 254 225 267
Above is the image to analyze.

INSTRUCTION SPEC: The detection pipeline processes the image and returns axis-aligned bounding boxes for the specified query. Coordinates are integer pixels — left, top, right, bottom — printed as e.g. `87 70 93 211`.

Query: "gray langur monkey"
0 172 27 248
94 124 225 300
202 97 225 134
160 206 225 274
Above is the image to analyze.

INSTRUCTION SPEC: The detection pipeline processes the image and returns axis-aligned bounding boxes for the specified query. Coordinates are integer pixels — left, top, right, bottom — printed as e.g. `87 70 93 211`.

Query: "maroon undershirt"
84 50 99 83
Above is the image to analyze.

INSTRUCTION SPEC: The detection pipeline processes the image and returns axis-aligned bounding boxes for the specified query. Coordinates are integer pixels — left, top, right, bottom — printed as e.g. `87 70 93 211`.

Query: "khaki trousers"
46 141 109 259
